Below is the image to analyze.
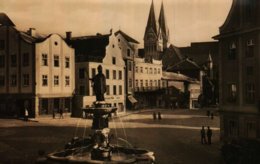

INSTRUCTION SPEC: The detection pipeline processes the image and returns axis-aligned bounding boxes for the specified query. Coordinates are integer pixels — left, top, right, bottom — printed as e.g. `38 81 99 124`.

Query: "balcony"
134 86 166 93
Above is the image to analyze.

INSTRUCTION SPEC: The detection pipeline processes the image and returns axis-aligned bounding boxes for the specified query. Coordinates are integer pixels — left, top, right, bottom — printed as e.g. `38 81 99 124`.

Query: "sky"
0 0 232 47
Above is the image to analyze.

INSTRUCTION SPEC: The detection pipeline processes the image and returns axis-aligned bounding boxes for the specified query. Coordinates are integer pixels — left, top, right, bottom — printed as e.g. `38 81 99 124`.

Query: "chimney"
28 28 36 37
66 31 72 41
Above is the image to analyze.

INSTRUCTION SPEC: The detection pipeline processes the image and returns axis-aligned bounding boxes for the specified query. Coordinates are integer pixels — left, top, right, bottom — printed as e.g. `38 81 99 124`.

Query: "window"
23 53 29 66
127 49 131 57
106 85 110 95
11 54 17 67
113 85 117 95
140 67 143 73
154 68 157 74
65 76 70 86
42 75 48 86
23 74 29 86
245 83 255 104
246 39 254 58
0 55 5 67
158 68 160 74
135 66 138 73
227 84 237 102
129 79 132 87
150 80 153 87
54 55 59 67
54 41 58 46
119 85 122 95
54 76 59 86
228 120 238 136
140 80 143 87
246 66 253 76
79 68 85 79
0 40 5 50
119 71 122 80
112 57 116 65
42 54 48 66
105 69 109 79
92 68 96 78
150 68 152 74
145 80 148 87
79 86 85 95
154 80 157 87
145 67 148 74
113 70 116 79
158 80 161 87
11 74 17 86
0 75 5 86
228 43 236 60
118 39 120 42
135 80 138 87
128 62 132 71
65 57 70 68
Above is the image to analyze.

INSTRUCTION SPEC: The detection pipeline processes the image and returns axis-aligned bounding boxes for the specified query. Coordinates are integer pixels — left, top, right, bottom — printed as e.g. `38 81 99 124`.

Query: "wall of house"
35 34 75 115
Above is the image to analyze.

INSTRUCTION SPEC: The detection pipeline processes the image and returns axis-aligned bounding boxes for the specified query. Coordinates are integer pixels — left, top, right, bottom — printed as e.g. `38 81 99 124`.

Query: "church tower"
144 0 169 63
158 1 169 51
144 0 159 63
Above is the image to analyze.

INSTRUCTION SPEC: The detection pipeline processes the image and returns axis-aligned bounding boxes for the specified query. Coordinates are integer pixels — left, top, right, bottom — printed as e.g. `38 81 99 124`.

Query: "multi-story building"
134 57 164 108
115 30 139 110
35 33 75 115
68 31 125 116
0 13 75 117
214 0 260 140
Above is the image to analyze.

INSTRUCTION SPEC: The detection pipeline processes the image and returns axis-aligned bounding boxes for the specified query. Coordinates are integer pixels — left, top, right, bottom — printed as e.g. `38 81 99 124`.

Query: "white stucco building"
35 34 75 115
69 32 125 116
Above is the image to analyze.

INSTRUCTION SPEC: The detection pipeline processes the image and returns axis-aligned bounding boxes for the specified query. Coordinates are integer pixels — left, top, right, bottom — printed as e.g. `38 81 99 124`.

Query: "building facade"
134 57 165 108
115 30 139 110
214 0 260 140
35 34 75 115
69 32 126 116
0 13 75 117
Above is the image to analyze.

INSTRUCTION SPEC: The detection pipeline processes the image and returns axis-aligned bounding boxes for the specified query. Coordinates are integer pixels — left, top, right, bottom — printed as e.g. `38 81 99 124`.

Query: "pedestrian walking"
24 108 29 121
59 108 64 119
211 113 214 120
207 110 210 117
158 112 162 120
153 112 157 120
207 126 212 145
52 109 56 119
200 126 207 144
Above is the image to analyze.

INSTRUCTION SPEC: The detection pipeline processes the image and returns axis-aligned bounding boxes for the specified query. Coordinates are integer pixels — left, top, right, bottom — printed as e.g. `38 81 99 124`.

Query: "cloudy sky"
0 0 232 47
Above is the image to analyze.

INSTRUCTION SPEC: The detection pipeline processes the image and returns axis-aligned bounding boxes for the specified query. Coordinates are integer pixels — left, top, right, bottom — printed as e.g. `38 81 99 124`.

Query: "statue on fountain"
92 65 106 102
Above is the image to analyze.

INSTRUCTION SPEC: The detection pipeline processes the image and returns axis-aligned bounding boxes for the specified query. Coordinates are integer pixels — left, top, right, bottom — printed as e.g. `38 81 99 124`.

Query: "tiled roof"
0 13 15 26
162 71 198 83
115 30 139 44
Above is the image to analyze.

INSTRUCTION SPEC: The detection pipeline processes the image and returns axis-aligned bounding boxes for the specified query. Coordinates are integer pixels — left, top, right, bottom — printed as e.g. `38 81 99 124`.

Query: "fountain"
40 65 155 164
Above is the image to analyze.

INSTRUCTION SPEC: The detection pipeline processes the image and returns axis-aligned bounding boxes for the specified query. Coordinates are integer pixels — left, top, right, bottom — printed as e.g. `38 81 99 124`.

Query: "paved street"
0 109 223 164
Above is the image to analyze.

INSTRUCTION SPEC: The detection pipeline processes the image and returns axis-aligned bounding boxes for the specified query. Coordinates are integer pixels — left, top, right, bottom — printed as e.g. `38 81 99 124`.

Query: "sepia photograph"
0 0 259 163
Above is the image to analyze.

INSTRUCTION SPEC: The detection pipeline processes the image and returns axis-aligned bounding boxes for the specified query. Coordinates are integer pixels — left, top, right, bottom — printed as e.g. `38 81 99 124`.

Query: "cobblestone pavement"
0 108 223 164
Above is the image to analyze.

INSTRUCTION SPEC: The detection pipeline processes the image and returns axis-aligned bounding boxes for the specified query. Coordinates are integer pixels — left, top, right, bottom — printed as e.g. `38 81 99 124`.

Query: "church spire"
159 1 169 49
144 0 157 38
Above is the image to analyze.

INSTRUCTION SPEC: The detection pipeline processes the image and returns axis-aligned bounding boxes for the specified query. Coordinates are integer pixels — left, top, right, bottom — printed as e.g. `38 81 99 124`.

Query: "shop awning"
128 96 138 104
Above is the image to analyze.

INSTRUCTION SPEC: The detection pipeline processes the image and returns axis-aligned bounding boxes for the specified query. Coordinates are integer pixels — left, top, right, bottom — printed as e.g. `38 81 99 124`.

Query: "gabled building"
214 0 260 140
67 31 125 116
115 30 139 110
0 13 75 117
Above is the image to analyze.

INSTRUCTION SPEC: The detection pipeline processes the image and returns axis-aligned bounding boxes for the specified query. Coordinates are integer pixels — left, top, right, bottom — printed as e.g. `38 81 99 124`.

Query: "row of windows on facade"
135 66 161 74
42 54 70 68
0 54 70 68
79 68 123 80
227 39 255 60
79 85 123 96
227 83 255 104
226 119 257 138
0 75 70 87
135 79 162 87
